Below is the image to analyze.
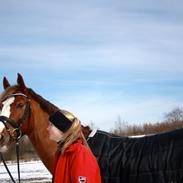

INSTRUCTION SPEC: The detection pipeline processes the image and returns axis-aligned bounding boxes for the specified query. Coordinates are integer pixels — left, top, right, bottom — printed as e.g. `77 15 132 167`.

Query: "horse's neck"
27 101 57 173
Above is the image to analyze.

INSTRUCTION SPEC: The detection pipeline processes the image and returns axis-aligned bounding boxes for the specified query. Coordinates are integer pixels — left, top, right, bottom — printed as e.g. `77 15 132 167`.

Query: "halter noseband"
0 93 31 141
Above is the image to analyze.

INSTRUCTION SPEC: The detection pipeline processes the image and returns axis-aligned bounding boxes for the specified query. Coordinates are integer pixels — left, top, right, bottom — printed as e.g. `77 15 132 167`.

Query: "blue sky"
0 0 183 131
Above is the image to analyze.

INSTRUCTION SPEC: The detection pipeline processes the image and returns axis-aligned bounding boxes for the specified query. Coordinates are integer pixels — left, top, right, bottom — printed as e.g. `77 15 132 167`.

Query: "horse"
1 73 183 183
0 74 91 172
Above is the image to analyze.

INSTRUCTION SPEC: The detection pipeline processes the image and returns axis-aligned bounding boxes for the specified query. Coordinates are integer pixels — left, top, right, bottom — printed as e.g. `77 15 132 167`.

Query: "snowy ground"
0 160 52 183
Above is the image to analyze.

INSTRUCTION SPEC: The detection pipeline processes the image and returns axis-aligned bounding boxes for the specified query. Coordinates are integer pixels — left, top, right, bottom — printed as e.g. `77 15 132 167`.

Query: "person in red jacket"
47 110 102 183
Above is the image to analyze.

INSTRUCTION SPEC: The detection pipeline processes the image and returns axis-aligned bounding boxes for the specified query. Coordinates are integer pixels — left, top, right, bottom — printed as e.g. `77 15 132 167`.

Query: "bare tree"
164 107 183 122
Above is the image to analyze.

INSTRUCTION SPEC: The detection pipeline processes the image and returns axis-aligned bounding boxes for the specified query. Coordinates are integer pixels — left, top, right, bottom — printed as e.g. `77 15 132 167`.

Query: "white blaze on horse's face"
0 97 15 133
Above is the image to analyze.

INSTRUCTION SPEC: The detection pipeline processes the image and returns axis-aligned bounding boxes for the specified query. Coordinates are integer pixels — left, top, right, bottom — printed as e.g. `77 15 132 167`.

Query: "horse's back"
88 128 183 183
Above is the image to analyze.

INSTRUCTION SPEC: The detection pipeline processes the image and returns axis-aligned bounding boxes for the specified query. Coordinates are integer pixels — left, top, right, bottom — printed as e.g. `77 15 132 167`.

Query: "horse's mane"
0 85 59 115
27 88 59 114
28 88 92 136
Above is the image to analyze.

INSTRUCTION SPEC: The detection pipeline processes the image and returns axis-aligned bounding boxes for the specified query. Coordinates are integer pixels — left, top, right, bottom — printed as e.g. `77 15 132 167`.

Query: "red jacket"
52 140 102 183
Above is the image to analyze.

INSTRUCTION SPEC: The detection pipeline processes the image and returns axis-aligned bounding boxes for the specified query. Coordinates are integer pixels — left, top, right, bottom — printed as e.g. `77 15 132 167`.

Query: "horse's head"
0 73 31 152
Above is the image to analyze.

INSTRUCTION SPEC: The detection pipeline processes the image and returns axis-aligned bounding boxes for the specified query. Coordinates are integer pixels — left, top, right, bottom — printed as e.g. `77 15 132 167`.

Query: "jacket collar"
64 139 83 153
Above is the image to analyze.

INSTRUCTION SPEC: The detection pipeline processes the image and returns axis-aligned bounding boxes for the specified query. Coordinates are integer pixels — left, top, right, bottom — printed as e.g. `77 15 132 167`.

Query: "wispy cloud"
0 0 183 131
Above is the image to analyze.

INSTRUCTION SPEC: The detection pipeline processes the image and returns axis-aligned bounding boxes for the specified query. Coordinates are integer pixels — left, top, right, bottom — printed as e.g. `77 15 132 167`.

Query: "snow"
0 160 52 183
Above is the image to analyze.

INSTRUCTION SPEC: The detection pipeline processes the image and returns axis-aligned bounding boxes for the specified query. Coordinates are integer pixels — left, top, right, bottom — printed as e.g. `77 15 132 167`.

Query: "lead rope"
16 138 21 183
0 152 16 183
0 137 21 183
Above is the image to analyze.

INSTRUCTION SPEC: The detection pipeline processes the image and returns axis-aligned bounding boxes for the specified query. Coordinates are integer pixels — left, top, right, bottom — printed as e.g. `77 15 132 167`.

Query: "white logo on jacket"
78 176 86 182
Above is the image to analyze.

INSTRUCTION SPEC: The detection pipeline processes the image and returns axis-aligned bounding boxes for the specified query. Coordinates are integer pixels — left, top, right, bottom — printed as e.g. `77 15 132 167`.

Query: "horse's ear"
17 73 26 90
3 77 11 89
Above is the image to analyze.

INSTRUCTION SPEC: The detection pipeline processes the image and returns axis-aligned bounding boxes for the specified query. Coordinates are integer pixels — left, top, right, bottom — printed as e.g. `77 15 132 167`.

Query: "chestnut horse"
0 74 90 172
1 74 183 183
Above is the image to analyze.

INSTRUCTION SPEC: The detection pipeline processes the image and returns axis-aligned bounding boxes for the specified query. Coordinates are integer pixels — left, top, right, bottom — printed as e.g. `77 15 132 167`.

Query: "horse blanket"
87 128 183 183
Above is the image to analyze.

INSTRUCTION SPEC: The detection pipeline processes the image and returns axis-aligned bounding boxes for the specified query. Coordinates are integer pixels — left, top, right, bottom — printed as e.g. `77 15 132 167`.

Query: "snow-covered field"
0 160 52 183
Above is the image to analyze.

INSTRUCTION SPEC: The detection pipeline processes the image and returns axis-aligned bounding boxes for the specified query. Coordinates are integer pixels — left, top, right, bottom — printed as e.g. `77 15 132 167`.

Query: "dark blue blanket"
87 128 183 183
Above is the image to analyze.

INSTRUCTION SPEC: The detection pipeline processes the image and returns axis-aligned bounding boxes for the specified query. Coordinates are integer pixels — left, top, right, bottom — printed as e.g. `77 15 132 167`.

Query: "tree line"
110 107 183 136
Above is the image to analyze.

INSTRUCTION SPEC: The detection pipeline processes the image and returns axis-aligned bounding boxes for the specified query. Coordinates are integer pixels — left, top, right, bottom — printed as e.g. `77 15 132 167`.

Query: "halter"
0 93 31 183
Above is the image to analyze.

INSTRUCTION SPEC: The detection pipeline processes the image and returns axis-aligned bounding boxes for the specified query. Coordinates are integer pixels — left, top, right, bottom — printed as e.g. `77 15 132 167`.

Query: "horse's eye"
16 102 24 108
